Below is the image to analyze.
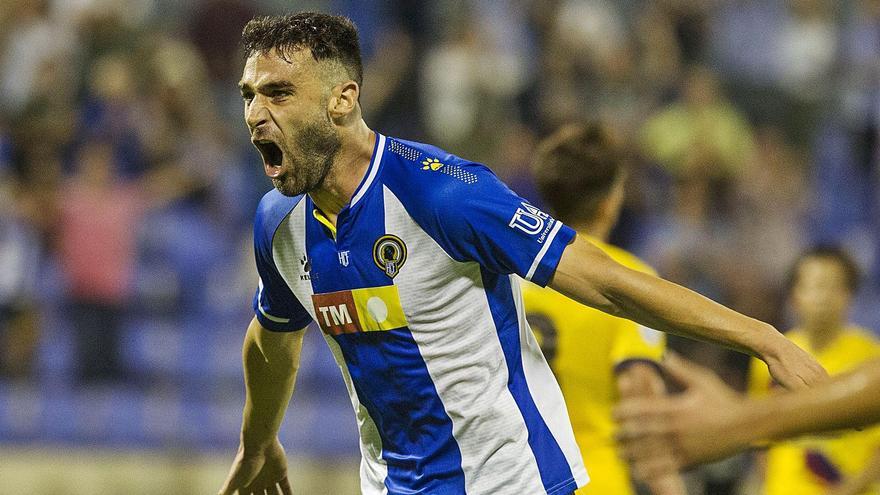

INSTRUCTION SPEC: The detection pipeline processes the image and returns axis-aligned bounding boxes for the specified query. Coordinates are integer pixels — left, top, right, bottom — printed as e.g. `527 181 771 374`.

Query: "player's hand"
616 364 687 495
642 473 688 495
614 354 753 473
218 437 292 495
763 335 828 390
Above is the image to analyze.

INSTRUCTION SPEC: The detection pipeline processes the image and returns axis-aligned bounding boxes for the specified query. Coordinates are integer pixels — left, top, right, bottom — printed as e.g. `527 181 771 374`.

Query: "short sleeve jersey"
252 134 589 495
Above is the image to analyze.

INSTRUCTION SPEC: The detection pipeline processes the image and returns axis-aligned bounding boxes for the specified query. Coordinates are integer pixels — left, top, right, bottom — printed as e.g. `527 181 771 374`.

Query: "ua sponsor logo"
338 250 350 267
509 201 551 236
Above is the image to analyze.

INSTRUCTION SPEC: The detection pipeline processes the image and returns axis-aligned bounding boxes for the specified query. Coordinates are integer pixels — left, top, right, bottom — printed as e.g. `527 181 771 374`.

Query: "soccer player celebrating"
219 12 824 495
521 123 685 495
747 247 880 495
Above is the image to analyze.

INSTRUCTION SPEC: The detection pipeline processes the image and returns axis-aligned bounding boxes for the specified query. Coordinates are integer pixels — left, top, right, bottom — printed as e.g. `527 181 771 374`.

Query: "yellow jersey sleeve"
610 320 665 369
598 239 665 368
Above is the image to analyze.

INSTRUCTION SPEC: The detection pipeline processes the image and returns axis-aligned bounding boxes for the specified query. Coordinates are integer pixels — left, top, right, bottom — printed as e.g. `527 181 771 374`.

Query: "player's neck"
309 121 375 223
802 322 845 351
571 219 611 243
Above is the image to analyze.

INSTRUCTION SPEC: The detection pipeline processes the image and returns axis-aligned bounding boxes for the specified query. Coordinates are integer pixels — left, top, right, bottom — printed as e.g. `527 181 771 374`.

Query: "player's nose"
245 96 270 130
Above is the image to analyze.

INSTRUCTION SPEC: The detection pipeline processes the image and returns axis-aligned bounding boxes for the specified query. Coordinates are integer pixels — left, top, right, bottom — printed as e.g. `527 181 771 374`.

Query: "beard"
273 117 342 197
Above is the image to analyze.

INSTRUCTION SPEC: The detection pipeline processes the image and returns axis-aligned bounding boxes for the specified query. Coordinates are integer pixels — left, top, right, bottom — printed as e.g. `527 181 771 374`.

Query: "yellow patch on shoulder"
421 157 443 171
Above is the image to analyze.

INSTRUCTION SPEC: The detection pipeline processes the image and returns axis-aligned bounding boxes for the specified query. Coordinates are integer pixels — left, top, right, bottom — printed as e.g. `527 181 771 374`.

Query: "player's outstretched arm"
219 317 305 495
549 235 827 389
614 355 880 477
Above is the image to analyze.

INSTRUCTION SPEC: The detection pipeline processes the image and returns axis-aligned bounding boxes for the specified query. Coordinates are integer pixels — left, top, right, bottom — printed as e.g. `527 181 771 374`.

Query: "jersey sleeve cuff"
254 309 311 332
527 223 577 287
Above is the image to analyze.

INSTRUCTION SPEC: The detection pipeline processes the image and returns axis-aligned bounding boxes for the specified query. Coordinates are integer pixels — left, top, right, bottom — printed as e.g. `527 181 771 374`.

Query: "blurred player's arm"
549 235 826 389
615 356 880 476
219 317 303 495
617 363 687 495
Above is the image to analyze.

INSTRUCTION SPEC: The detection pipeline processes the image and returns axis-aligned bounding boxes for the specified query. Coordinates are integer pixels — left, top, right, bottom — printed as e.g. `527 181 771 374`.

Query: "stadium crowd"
1 0 879 493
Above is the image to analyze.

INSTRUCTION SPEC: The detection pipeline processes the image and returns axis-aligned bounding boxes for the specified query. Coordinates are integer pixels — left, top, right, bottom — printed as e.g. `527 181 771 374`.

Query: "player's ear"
328 80 359 120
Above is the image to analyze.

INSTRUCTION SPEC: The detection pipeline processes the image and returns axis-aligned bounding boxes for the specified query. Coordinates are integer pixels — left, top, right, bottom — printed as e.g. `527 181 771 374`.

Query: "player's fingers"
662 353 720 389
219 470 248 495
241 482 267 495
630 453 680 484
800 357 829 386
616 418 658 442
221 459 264 495
614 401 676 438
245 471 288 495
617 370 636 397
619 433 673 464
217 473 236 495
279 477 292 495
647 472 688 495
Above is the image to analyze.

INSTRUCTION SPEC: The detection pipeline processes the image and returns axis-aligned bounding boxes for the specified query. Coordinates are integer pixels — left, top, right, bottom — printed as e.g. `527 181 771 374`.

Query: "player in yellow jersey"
748 246 880 495
522 123 685 495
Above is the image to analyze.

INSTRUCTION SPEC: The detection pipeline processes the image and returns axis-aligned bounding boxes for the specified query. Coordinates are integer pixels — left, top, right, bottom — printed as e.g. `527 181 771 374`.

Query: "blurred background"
0 0 879 493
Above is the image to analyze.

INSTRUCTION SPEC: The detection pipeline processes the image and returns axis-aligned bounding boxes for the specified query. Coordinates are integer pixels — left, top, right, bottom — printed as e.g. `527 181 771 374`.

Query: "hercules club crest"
373 234 407 278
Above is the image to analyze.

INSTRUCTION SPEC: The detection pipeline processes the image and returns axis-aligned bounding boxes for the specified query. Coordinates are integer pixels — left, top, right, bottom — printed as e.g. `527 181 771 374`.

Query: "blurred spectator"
0 0 77 115
0 176 41 380
749 246 880 495
641 66 755 181
776 0 837 96
661 0 712 64
839 0 880 286
729 126 810 324
709 0 836 142
420 1 533 161
187 0 256 84
57 138 146 383
352 0 427 139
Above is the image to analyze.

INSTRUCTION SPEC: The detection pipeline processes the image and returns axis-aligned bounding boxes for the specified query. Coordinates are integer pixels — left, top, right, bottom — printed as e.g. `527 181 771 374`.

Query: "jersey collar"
349 133 386 208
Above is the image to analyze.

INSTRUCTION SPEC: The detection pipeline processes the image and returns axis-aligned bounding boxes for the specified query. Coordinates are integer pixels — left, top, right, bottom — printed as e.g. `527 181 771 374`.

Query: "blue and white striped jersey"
253 133 589 495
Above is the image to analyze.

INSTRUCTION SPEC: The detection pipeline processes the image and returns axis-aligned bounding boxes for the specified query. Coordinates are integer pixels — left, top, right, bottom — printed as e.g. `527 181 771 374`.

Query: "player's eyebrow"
239 80 296 95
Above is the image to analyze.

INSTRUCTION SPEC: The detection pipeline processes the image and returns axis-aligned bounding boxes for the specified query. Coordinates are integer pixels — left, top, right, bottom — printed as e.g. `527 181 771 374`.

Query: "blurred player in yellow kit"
749 247 880 495
522 123 685 495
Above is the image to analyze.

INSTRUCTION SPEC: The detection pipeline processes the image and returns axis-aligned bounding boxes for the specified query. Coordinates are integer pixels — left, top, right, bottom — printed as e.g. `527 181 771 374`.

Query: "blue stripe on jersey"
305 184 465 494
481 268 577 494
334 328 466 495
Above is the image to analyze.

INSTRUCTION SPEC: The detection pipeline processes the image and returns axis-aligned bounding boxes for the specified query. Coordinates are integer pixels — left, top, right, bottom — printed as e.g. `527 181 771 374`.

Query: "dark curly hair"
242 12 363 86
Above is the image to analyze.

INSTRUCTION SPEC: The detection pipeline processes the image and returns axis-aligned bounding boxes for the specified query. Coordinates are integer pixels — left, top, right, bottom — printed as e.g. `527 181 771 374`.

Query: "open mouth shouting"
253 139 285 178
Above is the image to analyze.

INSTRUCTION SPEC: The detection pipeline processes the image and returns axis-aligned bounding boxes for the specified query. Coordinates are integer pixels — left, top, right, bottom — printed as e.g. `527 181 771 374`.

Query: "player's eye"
271 90 291 102
241 92 254 103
